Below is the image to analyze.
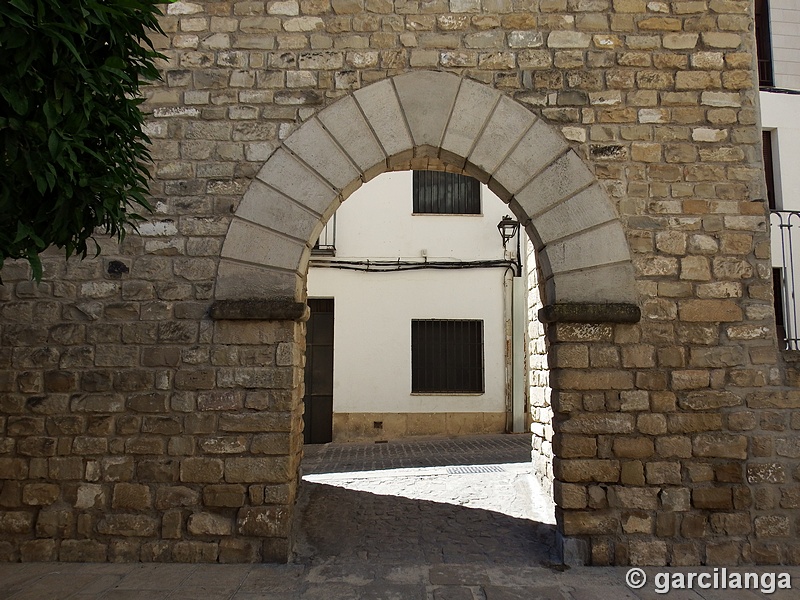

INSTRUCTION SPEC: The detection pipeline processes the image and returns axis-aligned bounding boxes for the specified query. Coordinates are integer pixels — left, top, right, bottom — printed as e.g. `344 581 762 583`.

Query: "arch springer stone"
538 303 641 324
211 298 310 322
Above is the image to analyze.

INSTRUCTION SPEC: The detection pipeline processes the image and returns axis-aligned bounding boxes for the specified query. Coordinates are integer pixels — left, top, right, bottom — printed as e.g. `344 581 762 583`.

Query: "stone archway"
213 71 641 564
214 70 638 311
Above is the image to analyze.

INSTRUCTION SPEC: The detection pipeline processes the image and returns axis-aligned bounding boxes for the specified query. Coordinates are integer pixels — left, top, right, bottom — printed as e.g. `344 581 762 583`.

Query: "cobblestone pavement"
2 434 799 599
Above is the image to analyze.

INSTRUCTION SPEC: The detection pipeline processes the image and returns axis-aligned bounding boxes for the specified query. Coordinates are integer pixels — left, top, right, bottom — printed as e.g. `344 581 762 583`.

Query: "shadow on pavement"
293 481 559 567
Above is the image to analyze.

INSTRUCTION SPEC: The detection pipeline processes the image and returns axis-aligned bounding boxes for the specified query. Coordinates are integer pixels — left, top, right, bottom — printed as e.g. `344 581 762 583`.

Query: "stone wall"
2 0 799 567
526 239 553 501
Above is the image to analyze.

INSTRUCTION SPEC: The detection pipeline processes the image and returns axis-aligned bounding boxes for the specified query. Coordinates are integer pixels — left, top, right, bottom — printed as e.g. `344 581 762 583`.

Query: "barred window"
412 171 481 215
411 320 484 393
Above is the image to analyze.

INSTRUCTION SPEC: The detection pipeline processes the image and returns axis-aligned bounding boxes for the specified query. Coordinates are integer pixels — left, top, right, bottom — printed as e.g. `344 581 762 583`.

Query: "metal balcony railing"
770 210 800 349
312 214 336 256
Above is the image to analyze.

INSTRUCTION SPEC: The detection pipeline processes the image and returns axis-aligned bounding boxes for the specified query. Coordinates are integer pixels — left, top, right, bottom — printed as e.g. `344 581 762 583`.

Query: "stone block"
180 458 224 483
156 486 200 509
204 484 247 507
548 263 640 304
0 511 34 534
172 541 218 562
237 506 290 537
284 117 360 193
692 488 733 510
393 71 460 149
555 459 620 483
609 486 659 510
441 78 500 163
353 78 412 157
693 434 747 459
20 539 57 562
645 461 682 485
516 150 595 218
613 437 654 459
188 512 233 536
558 413 635 435
225 457 290 483
532 184 616 245
59 540 107 562
22 483 59 506
562 512 618 535
219 538 260 563
235 180 324 244
112 483 153 511
97 515 159 537
221 219 306 273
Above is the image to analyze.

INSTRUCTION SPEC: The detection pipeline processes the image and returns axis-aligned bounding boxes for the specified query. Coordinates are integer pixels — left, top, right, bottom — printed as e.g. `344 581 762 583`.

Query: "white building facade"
761 0 800 349
304 170 540 443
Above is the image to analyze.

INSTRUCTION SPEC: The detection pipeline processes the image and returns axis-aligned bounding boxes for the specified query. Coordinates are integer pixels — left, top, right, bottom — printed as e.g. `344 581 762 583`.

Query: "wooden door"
304 299 334 444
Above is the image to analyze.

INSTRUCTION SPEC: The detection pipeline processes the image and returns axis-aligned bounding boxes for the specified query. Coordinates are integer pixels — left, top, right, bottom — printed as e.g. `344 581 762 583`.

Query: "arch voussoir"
440 78 502 169
468 95 537 176
514 150 596 219
317 95 387 180
353 78 413 158
283 117 361 196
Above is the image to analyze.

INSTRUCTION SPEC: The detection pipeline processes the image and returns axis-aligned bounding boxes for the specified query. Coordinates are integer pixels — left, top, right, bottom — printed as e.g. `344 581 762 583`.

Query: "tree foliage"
0 0 165 279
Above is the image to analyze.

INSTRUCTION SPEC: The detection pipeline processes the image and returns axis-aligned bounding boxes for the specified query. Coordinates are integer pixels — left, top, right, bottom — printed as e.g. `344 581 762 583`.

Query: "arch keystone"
393 71 461 149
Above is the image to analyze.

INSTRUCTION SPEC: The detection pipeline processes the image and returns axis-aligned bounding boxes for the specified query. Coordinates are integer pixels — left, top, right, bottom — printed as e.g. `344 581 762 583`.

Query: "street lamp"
497 215 521 276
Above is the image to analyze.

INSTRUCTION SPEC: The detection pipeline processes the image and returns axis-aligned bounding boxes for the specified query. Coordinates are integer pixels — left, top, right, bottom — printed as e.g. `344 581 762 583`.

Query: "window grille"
411 319 484 393
412 171 480 215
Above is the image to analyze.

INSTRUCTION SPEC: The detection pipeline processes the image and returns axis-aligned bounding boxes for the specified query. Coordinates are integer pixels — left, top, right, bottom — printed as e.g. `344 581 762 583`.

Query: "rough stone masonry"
2 0 799 567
